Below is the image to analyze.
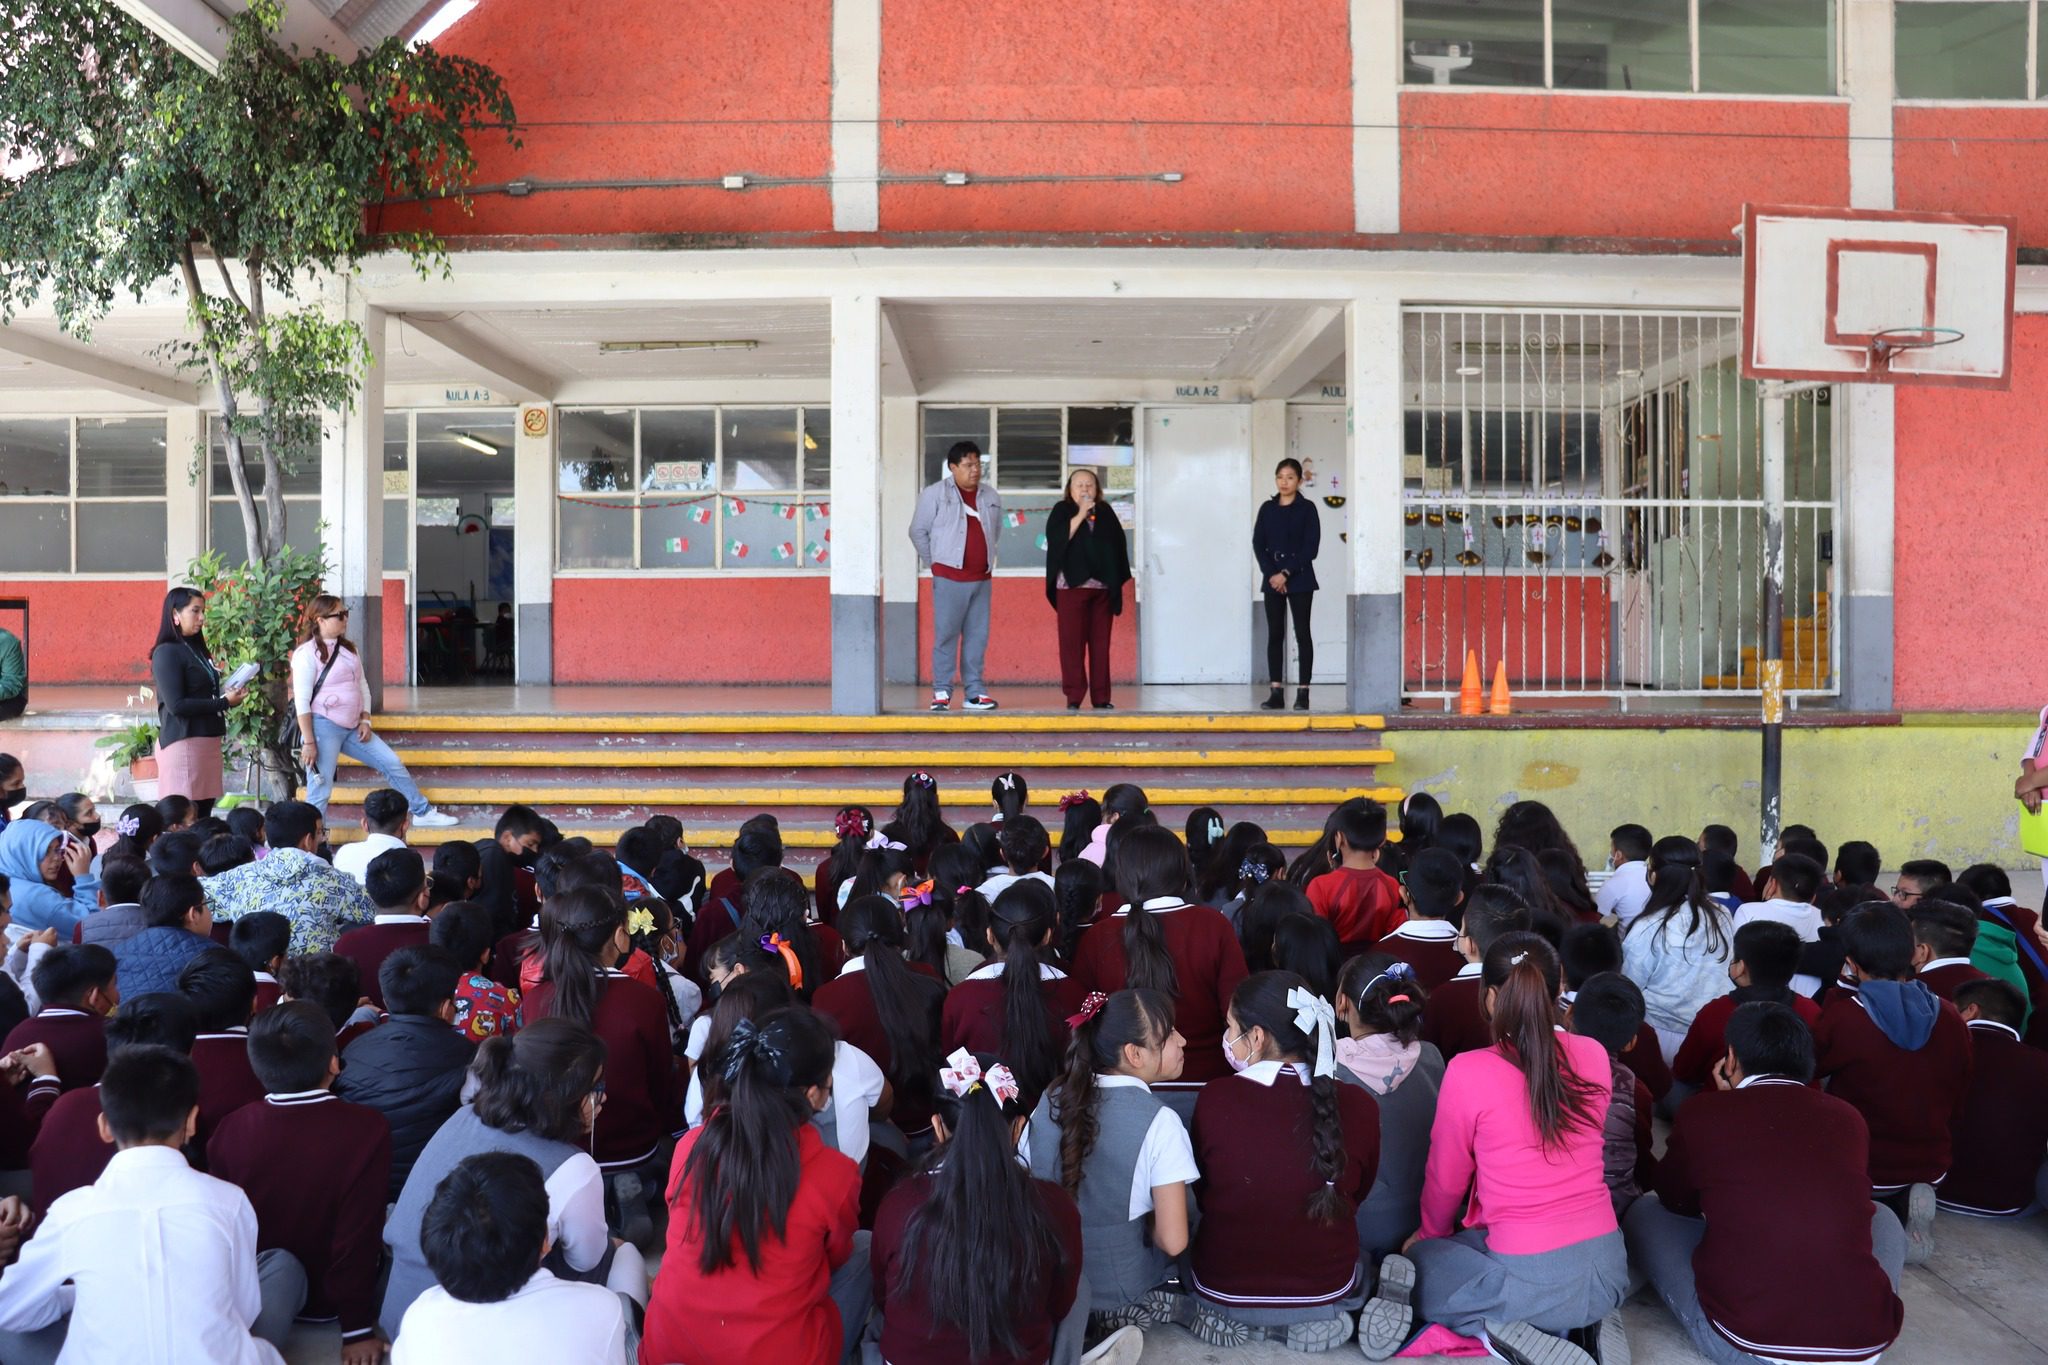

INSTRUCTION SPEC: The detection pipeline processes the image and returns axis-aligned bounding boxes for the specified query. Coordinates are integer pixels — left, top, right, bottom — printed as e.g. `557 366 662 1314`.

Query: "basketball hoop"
1870 325 1965 373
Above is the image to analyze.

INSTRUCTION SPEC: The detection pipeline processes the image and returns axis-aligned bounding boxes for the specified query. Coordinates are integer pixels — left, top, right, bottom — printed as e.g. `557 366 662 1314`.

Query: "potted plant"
95 719 161 799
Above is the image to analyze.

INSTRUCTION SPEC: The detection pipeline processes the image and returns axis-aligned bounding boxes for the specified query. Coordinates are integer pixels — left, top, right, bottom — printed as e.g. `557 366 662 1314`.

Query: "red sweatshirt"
1307 866 1404 953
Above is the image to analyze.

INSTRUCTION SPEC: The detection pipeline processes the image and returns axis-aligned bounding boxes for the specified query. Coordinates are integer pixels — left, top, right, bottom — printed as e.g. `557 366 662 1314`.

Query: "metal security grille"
1401 309 1836 701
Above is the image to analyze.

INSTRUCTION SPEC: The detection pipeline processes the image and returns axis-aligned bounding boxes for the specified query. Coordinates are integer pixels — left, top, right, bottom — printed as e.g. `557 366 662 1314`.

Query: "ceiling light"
1455 366 1483 377
1617 367 1643 378
598 340 761 355
450 431 500 456
803 431 818 451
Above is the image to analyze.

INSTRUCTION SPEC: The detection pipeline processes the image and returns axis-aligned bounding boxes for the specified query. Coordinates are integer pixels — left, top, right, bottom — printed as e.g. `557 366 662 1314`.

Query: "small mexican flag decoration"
1006 510 1026 528
726 498 748 517
806 503 829 521
776 503 798 520
689 505 712 525
772 542 795 560
809 544 828 564
1035 533 1049 551
665 536 689 553
727 539 750 559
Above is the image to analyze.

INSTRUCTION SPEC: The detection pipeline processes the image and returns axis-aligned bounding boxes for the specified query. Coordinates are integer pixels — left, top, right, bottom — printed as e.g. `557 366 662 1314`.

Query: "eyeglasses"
321 610 350 621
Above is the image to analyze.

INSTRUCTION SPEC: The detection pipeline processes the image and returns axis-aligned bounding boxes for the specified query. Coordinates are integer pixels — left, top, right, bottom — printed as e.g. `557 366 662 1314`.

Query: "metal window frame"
1891 0 2038 101
0 413 170 577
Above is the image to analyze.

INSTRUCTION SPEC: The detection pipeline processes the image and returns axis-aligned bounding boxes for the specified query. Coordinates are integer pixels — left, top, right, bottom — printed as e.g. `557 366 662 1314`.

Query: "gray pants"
834 1229 874 1364
1410 1227 1628 1337
1624 1195 1905 1365
930 576 991 697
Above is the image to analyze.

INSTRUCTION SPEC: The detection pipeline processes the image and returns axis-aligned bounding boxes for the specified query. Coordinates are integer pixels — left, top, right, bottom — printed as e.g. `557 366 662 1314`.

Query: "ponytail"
989 881 1060 1098
1051 859 1103 962
840 895 939 1092
1056 988 1174 1193
1230 971 1349 1224
891 772 945 856
1480 932 1603 1149
1628 835 1731 957
990 771 1029 823
535 886 625 1028
931 844 993 958
1113 826 1189 997
821 806 877 889
1337 952 1427 1044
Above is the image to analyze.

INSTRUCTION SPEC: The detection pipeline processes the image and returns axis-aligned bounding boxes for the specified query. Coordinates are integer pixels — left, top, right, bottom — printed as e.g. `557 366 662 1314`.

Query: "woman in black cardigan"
1252 457 1321 710
1043 468 1132 710
149 587 247 816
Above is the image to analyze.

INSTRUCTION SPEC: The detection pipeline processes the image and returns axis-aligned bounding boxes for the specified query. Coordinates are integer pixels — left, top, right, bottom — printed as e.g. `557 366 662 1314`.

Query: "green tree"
0 0 517 564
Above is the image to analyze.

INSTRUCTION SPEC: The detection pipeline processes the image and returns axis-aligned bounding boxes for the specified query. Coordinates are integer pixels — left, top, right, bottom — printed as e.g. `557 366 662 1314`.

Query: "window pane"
77 502 166 573
1552 0 1692 91
923 408 991 488
209 498 322 565
0 503 68 572
76 418 167 497
802 409 832 492
209 418 321 496
557 409 634 493
721 496 802 568
1402 1 1547 87
995 409 1062 490
383 413 410 497
1699 0 1838 95
0 419 69 497
639 410 715 492
383 499 409 571
556 496 633 570
1003 493 1062 555
721 410 799 491
1896 1 2028 99
640 501 717 569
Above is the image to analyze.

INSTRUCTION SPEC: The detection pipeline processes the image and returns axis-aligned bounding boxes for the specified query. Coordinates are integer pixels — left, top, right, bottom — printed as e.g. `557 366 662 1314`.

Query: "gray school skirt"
1410 1228 1629 1336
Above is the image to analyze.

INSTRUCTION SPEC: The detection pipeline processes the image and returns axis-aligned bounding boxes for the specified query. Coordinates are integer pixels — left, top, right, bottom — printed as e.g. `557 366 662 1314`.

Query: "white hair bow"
938 1046 1019 1105
1288 986 1339 1080
864 832 907 851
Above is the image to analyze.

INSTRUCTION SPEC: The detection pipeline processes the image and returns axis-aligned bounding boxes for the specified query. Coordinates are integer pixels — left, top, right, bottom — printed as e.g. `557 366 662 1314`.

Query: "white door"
1287 406 1352 684
1141 406 1252 684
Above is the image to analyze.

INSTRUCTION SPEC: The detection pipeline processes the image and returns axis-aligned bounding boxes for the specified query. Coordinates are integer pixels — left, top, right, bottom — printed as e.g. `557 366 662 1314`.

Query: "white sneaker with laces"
964 693 998 710
412 808 459 828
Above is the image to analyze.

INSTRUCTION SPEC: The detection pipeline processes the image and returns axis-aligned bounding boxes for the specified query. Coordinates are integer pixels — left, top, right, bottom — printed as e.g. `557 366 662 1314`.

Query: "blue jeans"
303 714 429 816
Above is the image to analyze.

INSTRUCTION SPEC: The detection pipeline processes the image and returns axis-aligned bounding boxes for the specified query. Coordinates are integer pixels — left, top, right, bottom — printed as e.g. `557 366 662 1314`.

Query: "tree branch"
179 242 262 565
207 247 249 320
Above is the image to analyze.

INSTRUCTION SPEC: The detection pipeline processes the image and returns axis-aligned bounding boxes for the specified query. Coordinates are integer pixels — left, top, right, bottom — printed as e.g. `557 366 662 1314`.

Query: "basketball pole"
1759 391 1788 860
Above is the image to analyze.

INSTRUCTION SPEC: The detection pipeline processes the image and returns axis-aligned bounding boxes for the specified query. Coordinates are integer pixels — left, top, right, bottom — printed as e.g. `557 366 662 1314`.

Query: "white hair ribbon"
864 832 907 851
939 1048 983 1097
1287 986 1339 1080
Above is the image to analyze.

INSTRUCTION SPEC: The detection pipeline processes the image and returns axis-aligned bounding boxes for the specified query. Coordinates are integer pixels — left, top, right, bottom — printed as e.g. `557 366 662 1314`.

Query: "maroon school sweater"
208 1093 393 1339
1813 990 1974 1187
251 975 282 1016
490 925 537 989
1673 991 1823 1090
1656 1078 1903 1363
332 917 431 1009
872 1172 1082 1365
521 970 680 1169
30 1084 113 1208
1375 921 1466 990
0 1073 60 1168
1419 967 1492 1061
2 1009 107 1091
1071 900 1248 1083
940 970 1089 1076
190 1029 265 1156
1189 1065 1380 1308
1916 958 1991 1001
1940 1020 2048 1215
1627 1022 1674 1102
813 962 946 1134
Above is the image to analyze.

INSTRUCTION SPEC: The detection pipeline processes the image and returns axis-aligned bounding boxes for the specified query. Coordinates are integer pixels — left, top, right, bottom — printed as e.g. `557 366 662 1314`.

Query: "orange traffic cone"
1458 650 1484 716
1488 660 1513 716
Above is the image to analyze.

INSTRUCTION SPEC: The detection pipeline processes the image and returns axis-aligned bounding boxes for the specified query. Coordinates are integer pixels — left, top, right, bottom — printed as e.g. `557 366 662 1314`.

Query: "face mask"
0 788 22 808
1222 1029 1251 1074
76 821 100 840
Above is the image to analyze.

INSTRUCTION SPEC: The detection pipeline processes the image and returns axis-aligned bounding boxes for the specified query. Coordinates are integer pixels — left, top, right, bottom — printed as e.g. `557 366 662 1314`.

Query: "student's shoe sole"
1141 1287 1195 1329
1286 1314 1355 1353
1358 1254 1415 1360
1481 1320 1597 1365
1589 1310 1630 1365
1191 1306 1257 1349
1904 1183 1938 1265
1080 1325 1145 1365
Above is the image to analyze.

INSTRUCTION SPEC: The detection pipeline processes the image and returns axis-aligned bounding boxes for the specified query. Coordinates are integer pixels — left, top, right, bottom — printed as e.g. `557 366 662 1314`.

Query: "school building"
4 0 2046 863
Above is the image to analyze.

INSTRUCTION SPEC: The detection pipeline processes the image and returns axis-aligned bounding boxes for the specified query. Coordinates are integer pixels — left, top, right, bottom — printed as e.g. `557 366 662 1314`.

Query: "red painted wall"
376 0 834 240
382 577 407 688
553 577 832 683
0 580 163 684
878 0 1353 233
1401 93 1848 241
1894 315 2048 710
916 579 1140 686
1895 107 2048 247
1403 574 1610 688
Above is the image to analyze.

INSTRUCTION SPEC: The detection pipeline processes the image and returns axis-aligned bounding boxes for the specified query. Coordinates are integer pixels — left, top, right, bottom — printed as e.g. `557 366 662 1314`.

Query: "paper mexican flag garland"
727 539 749 559
809 544 828 564
1035 533 1049 551
689 505 712 525
726 498 748 517
772 542 795 560
776 504 799 521
1005 510 1027 528
665 537 690 553
805 503 830 521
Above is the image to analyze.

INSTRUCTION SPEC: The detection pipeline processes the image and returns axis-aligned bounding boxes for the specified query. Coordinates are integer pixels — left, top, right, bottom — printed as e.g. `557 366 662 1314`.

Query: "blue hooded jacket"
0 821 100 937
1856 977 1941 1051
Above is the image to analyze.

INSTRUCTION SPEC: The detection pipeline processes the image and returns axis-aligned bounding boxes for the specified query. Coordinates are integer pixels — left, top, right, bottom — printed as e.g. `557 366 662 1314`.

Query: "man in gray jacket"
909 441 1004 711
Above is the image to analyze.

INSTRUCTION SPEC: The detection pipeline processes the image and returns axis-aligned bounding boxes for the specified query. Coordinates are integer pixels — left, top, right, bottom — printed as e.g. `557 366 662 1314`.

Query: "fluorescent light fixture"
597 340 761 355
450 431 500 456
1455 365 1483 377
1617 367 1643 378
942 172 970 186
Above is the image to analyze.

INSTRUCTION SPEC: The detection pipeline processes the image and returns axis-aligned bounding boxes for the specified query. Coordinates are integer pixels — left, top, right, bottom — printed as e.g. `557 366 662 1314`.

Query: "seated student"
814 895 937 1141
1938 979 2048 1219
642 1005 870 1365
1592 824 1653 926
1890 858 1951 909
2 943 116 1089
1376 847 1465 989
1835 840 1883 890
1565 972 1655 1219
1420 886 1530 1063
199 833 257 876
208 1001 394 1359
1272 911 1344 1008
181 947 267 1153
76 852 150 947
202 800 374 956
1369 933 1626 1365
0 820 99 939
32 992 198 1211
1187 971 1381 1354
230 912 291 1015
1561 922 1672 1101
1621 837 1735 1064
383 1018 646 1342
612 826 662 903
1698 824 1756 904
872 1046 1091 1365
1798 884 1880 1002
1304 802 1403 958
619 898 699 1051
473 803 547 940
279 951 378 1051
1732 852 1826 944
1333 955 1443 1260
684 821 782 981
431 840 483 902
391 1152 634 1365
1626 1002 1905 1365
147 829 203 879
1954 865 2046 1034
431 901 521 1043
644 814 707 916
1029 988 1194 1339
1700 848 1743 916
944 881 1089 1103
0 1046 289 1365
1672 920 1821 1099
113 873 219 998
334 848 436 1010
1909 899 1992 1000
1814 903 1974 1263
978 814 1057 902
226 806 268 860
336 946 476 1200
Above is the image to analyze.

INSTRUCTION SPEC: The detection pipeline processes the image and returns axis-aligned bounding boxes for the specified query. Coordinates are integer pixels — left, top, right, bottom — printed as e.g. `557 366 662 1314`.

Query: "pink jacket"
290 640 371 730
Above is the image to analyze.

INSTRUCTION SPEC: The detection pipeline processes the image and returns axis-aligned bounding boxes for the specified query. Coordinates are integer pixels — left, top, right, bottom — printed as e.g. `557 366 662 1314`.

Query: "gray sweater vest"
1029 1081 1172 1312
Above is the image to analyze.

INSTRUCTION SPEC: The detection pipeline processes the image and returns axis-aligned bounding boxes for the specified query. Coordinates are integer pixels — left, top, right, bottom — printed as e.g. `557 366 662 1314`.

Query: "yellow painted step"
351 747 1397 770
373 713 1386 735
332 825 1349 849
326 784 1405 808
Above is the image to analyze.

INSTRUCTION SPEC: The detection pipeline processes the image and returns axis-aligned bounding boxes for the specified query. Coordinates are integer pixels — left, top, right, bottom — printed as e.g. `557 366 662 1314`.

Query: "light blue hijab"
0 819 99 935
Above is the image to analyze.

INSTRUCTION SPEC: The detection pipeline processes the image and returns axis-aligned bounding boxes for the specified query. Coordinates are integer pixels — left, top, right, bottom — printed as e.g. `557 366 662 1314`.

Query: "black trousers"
0 696 22 721
1263 589 1314 686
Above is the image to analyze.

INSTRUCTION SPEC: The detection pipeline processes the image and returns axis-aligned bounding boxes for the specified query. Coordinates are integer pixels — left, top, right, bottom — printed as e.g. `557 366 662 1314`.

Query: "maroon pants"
1055 587 1115 706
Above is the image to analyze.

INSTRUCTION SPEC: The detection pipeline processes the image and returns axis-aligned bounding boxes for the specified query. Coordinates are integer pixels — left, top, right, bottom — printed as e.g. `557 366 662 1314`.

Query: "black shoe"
1093 701 1116 710
1067 702 1081 711
1294 688 1310 711
1259 689 1286 710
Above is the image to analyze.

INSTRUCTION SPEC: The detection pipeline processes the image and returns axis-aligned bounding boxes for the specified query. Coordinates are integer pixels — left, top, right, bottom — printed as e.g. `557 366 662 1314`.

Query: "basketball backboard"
1741 204 2017 390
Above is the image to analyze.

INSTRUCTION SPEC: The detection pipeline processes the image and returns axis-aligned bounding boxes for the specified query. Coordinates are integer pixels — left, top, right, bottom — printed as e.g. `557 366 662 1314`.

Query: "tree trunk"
248 263 286 566
178 246 264 565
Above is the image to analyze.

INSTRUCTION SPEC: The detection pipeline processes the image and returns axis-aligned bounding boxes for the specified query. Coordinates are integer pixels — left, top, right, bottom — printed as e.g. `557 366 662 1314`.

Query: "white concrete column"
321 283 385 707
1843 0 1896 210
880 395 920 683
830 292 885 713
513 403 555 683
163 406 207 581
831 0 882 232
1346 295 1405 713
1838 385 1895 710
1352 0 1402 233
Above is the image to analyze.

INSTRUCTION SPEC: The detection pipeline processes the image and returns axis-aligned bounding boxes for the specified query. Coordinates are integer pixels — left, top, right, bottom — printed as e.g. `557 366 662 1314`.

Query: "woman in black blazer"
1252 457 1321 710
149 587 247 816
1043 468 1132 710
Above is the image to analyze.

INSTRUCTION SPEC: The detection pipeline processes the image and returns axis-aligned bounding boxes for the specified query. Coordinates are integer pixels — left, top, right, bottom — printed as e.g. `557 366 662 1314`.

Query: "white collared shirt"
962 961 1069 982
1385 918 1458 942
1734 1073 1804 1090
978 871 1056 901
1235 1058 1312 1087
1967 1018 2024 1043
1595 859 1652 924
1731 898 1823 943
1919 956 1976 974
1452 961 1483 981
333 833 407 886
391 1269 627 1365
0 1145 282 1365
372 913 430 926
1112 896 1191 918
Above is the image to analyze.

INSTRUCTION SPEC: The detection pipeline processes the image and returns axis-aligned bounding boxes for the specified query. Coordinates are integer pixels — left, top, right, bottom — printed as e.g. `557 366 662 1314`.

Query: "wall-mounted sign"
1319 384 1346 400
382 470 410 495
444 387 499 405
1173 384 1222 399
521 406 550 437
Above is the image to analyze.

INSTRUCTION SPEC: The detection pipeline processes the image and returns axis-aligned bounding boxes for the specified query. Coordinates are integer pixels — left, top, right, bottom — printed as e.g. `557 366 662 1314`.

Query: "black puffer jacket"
334 1014 475 1200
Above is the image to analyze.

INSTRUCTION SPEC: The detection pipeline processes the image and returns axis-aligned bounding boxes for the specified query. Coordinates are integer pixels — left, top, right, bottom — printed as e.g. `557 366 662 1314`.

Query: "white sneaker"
412 808 460 828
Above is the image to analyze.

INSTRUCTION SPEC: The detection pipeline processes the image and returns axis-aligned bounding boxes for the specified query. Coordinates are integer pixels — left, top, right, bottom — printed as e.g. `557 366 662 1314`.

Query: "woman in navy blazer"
1252 458 1321 710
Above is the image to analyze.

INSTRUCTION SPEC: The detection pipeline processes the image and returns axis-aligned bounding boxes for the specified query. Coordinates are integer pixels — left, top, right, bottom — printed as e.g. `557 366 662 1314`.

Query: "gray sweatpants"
1624 1195 1905 1365
1410 1227 1628 1336
930 576 992 697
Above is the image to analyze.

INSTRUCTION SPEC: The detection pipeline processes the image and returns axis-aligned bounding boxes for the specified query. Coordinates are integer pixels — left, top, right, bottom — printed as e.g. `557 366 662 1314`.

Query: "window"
0 416 168 574
555 407 831 572
383 412 409 572
208 418 322 563
919 406 1138 567
1896 0 2032 99
1403 0 1839 95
